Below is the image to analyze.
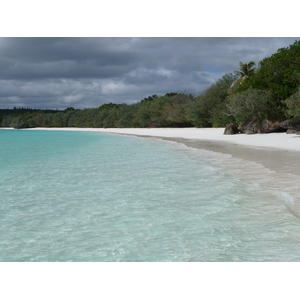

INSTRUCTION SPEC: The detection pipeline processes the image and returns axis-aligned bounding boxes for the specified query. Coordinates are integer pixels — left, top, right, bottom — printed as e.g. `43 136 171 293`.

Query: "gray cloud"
0 37 299 109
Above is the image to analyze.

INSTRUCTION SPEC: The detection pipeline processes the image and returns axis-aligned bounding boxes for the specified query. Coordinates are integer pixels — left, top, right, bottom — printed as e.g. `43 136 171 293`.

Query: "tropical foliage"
186 73 239 127
2 40 300 129
228 88 272 124
235 40 300 120
234 61 256 78
283 87 300 122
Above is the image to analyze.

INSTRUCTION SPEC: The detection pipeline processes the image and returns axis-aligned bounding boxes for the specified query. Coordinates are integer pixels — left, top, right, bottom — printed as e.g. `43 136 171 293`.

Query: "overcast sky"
0 37 299 110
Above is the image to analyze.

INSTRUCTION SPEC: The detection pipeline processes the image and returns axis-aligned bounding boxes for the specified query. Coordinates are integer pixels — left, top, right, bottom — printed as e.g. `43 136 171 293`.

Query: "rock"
259 120 284 133
279 119 300 132
286 129 300 134
224 123 240 135
239 119 285 134
238 120 255 134
287 129 298 134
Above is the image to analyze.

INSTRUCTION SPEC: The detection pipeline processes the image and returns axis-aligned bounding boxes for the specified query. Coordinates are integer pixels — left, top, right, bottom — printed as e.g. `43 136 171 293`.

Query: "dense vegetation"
1 40 300 129
0 73 238 129
233 40 300 122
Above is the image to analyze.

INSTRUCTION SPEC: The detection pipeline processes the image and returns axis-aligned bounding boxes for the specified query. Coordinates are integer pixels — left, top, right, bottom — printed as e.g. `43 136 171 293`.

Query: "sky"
0 37 299 110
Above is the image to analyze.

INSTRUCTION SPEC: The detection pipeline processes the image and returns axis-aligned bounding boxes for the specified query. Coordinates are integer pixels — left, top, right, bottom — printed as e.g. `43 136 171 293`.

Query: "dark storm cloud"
0 37 135 64
0 37 138 80
0 37 299 109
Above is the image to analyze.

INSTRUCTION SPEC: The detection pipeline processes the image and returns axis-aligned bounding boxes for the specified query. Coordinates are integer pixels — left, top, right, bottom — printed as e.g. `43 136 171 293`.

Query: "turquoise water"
1 129 300 262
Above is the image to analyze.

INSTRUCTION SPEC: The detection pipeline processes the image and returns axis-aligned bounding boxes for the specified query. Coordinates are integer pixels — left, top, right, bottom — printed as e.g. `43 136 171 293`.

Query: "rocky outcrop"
224 119 300 135
286 129 300 134
223 123 240 135
238 119 286 134
279 120 300 134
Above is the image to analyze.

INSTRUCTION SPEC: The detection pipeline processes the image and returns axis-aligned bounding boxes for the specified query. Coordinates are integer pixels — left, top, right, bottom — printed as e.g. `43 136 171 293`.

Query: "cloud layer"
0 37 298 109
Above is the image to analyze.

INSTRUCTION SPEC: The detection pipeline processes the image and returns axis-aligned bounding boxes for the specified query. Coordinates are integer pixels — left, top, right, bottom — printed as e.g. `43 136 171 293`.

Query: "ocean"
1 128 300 262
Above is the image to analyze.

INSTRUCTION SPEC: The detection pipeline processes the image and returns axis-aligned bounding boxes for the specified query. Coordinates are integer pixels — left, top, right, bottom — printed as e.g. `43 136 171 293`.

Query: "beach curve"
23 127 300 217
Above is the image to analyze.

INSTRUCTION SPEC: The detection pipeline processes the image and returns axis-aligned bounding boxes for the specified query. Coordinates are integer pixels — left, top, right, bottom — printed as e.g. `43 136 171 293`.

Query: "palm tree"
234 61 256 78
229 61 256 92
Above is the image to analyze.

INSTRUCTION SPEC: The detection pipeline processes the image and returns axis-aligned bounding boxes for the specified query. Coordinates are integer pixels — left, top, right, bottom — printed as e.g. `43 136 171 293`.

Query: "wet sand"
163 137 300 177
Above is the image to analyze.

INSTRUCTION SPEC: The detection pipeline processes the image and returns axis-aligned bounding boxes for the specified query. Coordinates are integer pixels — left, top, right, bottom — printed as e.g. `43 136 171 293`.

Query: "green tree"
283 87 300 122
234 61 256 78
115 104 135 128
186 73 238 127
235 40 300 119
228 88 272 124
161 94 193 127
229 61 256 93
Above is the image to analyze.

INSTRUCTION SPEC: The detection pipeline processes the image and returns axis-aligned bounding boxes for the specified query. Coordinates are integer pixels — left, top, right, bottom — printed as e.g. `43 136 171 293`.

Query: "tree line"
1 40 300 129
0 73 239 129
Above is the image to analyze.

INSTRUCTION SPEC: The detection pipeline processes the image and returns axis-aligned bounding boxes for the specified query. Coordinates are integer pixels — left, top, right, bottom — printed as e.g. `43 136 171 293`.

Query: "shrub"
283 87 300 122
228 87 272 124
186 73 238 127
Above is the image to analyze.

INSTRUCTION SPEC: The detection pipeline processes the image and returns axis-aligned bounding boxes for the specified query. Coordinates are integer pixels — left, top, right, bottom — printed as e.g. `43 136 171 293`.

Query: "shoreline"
19 127 300 151
19 126 300 176
5 126 300 216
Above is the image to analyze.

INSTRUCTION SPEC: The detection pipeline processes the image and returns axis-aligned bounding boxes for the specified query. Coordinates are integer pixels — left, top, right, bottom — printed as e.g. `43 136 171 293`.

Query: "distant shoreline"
19 127 300 152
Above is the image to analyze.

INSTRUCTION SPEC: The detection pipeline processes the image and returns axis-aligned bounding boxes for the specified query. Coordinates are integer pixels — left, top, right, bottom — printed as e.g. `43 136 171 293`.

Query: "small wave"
280 191 300 218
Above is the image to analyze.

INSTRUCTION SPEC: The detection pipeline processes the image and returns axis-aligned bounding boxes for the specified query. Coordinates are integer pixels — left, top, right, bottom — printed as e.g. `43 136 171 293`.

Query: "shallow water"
1 129 300 261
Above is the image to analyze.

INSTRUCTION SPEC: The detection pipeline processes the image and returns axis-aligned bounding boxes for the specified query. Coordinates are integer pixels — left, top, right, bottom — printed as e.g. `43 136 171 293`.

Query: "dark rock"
286 129 300 134
238 120 256 134
259 120 285 133
224 123 240 135
287 129 298 134
238 119 284 134
279 120 300 132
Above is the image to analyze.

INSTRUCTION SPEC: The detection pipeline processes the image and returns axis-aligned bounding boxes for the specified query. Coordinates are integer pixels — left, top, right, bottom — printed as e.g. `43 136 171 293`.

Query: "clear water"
1 129 300 262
